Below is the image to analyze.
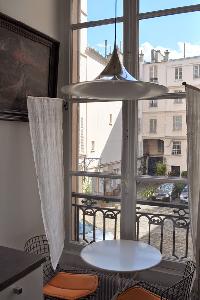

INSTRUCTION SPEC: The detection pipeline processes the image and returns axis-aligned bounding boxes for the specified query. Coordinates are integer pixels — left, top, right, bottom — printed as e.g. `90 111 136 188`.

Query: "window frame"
149 99 158 107
64 0 200 249
109 113 113 125
172 141 181 155
91 140 95 152
149 118 157 133
193 64 200 79
175 67 182 80
158 139 164 153
173 115 182 131
149 65 158 82
174 98 183 104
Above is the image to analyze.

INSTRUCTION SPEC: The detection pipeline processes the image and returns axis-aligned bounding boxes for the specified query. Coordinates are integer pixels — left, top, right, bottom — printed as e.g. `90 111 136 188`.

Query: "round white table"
81 240 162 272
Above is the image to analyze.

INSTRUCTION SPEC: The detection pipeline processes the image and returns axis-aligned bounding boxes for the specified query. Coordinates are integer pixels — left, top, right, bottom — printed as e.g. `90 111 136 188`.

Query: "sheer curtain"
27 96 65 270
186 84 200 298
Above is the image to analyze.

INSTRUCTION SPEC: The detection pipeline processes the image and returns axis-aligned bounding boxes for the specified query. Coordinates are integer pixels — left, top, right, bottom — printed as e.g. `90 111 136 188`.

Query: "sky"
85 0 200 61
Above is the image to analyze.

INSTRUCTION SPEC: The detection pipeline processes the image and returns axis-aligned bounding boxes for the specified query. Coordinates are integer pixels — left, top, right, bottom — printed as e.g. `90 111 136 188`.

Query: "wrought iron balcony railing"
72 194 191 260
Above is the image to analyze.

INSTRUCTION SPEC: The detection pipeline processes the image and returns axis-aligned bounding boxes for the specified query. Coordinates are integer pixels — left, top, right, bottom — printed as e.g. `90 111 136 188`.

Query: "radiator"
94 273 129 300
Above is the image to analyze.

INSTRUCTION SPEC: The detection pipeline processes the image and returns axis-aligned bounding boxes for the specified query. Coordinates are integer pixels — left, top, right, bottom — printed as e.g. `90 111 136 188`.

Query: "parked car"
79 219 114 242
152 183 175 202
180 185 188 204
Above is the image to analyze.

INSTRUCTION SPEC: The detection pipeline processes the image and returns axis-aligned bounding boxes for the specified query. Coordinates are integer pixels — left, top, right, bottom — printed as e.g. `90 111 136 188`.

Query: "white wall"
0 121 43 249
0 0 68 249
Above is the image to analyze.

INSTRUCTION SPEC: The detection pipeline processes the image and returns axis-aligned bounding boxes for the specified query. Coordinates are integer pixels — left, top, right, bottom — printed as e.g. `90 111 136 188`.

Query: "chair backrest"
112 286 160 300
161 260 196 300
24 235 56 283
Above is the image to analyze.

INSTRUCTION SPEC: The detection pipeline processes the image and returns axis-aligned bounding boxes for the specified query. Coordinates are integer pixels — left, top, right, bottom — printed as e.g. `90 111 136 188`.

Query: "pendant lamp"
61 2 168 100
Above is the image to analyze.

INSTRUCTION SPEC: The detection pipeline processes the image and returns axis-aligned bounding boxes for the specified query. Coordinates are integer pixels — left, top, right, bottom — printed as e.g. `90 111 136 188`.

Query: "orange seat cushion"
116 286 160 300
43 272 98 300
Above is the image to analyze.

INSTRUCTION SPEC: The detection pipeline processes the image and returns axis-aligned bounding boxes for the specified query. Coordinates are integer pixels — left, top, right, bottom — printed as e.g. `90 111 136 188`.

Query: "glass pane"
77 102 122 174
137 12 198 180
71 22 123 243
137 11 193 260
76 23 123 61
79 0 123 23
72 24 123 81
76 24 123 173
137 98 187 177
139 12 200 61
71 101 122 242
87 23 123 58
140 0 200 13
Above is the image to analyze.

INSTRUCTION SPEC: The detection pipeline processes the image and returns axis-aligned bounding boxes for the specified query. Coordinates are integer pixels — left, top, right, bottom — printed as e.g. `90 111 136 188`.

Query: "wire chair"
24 235 98 300
160 260 196 300
112 260 196 300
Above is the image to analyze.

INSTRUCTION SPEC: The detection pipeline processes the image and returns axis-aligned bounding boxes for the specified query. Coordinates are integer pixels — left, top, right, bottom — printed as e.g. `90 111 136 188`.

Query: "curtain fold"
186 86 200 299
27 96 65 270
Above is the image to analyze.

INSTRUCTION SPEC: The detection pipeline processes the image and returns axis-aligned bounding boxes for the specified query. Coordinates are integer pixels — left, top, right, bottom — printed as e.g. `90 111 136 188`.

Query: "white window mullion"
64 0 73 246
64 101 72 244
121 0 139 240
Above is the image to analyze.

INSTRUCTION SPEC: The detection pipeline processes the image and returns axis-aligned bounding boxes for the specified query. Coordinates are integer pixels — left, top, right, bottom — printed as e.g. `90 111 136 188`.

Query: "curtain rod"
182 82 200 92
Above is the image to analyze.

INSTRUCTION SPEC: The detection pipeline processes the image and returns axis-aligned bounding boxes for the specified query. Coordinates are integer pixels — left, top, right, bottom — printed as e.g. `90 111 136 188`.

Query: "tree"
155 161 167 176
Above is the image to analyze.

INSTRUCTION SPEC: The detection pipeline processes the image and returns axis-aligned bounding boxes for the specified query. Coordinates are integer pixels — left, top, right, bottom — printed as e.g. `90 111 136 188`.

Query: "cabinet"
0 246 44 300
0 267 43 300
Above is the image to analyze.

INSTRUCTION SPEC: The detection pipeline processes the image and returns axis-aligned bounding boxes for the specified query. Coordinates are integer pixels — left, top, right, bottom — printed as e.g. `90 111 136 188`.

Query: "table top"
81 240 162 272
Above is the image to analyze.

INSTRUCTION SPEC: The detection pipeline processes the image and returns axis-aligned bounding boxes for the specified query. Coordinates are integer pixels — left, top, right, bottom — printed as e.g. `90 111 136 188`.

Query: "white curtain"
186 85 200 298
27 96 65 270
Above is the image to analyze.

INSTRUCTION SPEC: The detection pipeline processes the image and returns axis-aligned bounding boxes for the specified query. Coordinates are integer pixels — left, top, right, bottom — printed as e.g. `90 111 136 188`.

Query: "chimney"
155 50 163 62
164 50 170 61
183 43 186 58
105 40 107 58
151 49 156 63
139 50 144 62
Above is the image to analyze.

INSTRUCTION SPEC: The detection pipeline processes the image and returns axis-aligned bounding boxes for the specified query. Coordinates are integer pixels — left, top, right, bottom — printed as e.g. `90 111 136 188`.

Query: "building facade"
139 51 200 175
79 0 200 181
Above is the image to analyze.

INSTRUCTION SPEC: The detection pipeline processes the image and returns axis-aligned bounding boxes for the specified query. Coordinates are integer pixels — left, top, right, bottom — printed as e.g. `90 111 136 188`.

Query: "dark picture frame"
0 12 59 121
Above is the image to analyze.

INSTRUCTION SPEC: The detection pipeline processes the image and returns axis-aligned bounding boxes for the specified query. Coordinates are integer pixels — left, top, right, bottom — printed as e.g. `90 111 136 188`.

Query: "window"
138 8 192 258
149 119 157 133
149 99 158 107
175 67 182 80
158 140 164 153
149 65 158 82
174 90 183 103
70 0 123 242
68 1 196 260
138 118 141 133
109 114 113 125
80 117 84 154
193 65 200 79
91 141 95 152
174 98 183 104
171 166 180 176
140 1 200 12
173 116 182 130
172 141 181 155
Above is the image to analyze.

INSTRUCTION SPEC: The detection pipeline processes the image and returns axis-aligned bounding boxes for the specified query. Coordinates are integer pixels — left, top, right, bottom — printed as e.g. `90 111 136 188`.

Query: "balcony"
143 139 164 156
72 193 191 260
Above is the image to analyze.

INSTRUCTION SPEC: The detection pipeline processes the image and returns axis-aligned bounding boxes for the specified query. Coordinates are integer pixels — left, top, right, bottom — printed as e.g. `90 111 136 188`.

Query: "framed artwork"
0 12 60 121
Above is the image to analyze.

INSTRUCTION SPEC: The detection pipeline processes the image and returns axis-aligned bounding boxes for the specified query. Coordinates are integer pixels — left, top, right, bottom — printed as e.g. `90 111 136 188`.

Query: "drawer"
0 266 43 300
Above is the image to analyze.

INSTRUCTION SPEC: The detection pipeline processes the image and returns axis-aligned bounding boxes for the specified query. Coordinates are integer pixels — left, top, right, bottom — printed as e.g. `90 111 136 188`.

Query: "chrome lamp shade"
62 45 168 100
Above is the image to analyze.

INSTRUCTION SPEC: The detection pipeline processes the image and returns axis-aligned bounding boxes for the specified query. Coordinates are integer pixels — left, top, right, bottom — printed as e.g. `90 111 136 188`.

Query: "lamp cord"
114 0 117 48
